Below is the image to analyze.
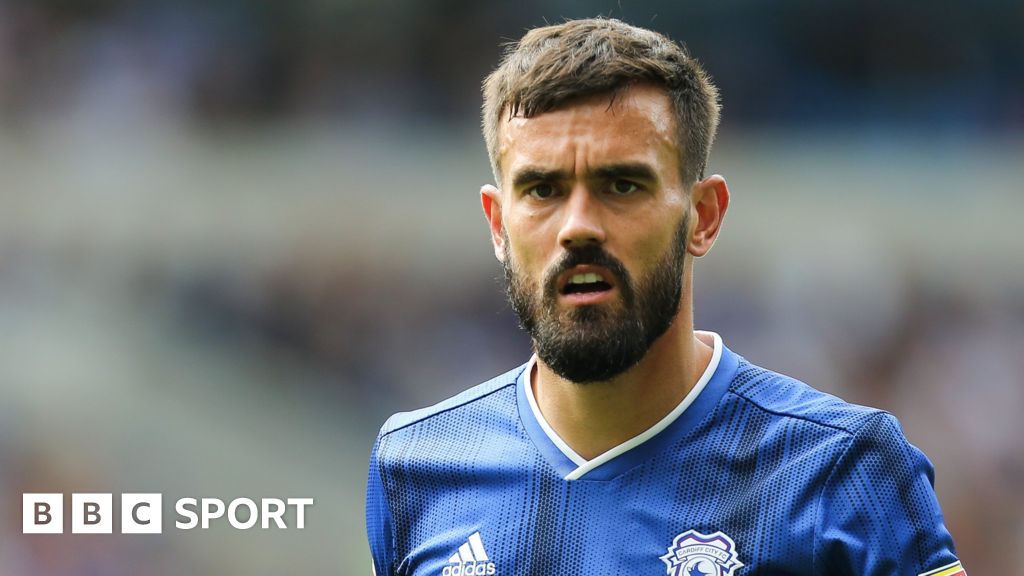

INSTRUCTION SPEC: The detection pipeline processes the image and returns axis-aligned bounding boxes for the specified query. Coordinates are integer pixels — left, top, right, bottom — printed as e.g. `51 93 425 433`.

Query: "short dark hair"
482 18 721 186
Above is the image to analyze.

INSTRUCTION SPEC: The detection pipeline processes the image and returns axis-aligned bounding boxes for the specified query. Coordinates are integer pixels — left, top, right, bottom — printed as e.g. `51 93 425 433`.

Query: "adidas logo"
441 532 496 576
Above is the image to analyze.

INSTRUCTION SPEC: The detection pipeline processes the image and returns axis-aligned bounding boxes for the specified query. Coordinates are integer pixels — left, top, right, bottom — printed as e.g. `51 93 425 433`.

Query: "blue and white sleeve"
815 412 964 575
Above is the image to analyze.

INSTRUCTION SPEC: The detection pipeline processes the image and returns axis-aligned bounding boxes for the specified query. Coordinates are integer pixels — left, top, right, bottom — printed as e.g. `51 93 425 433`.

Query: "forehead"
497 84 680 184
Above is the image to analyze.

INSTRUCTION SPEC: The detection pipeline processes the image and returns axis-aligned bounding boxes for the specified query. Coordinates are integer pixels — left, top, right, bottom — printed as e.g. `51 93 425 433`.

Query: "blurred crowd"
1 0 1021 129
0 1 1022 574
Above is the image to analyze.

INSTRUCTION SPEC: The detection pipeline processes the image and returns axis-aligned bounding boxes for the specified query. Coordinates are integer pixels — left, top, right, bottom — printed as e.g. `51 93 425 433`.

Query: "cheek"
503 232 542 283
509 200 559 232
505 213 559 269
626 213 685 272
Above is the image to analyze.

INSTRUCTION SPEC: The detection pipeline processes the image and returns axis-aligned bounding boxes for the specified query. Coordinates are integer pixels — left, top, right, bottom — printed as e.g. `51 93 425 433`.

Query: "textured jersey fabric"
366 335 962 575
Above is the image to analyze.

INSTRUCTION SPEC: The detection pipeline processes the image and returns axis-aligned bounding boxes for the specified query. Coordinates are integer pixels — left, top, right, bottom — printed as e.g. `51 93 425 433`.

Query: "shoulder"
370 363 529 485
728 361 964 573
726 357 893 438
723 356 939 509
376 363 527 440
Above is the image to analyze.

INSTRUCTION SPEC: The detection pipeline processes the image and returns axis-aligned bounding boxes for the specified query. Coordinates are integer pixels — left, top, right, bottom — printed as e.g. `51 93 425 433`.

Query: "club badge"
660 529 744 576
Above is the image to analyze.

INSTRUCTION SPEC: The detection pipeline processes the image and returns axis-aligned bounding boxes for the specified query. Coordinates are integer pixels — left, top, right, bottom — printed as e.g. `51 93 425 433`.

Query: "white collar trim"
522 331 724 481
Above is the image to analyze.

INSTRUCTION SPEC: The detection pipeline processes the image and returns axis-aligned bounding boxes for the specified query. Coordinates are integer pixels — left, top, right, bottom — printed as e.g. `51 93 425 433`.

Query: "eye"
527 183 556 199
610 180 639 195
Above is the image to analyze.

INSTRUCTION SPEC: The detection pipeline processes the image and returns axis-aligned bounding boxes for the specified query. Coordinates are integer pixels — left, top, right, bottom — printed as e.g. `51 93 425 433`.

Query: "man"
366 18 963 576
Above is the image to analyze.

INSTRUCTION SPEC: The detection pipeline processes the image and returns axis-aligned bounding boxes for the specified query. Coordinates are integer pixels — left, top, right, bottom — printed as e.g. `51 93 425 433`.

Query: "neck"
531 288 715 460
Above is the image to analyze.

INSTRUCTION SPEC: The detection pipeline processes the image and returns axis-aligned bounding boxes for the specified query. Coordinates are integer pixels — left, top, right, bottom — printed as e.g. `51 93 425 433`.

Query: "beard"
502 213 689 383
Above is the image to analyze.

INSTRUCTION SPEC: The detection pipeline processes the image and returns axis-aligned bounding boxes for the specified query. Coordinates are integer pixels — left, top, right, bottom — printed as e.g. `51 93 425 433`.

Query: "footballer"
366 17 963 576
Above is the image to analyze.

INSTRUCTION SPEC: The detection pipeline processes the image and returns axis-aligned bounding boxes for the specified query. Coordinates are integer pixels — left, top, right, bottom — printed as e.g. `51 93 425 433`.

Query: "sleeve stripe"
919 561 966 576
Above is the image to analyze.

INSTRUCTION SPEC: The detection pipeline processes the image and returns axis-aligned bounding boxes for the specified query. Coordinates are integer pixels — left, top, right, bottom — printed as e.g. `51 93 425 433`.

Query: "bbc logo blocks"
22 493 63 534
23 493 162 534
122 493 163 534
71 493 112 534
22 494 312 533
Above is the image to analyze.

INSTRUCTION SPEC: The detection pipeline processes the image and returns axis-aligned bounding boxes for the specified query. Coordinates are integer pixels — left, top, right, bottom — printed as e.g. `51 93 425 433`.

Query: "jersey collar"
516 331 739 481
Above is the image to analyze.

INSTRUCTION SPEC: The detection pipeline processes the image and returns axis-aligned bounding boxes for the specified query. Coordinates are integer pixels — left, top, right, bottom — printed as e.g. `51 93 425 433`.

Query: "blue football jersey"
366 333 963 575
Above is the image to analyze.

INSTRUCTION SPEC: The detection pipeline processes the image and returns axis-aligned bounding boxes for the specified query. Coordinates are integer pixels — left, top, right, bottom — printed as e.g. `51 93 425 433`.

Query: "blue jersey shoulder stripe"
380 364 526 436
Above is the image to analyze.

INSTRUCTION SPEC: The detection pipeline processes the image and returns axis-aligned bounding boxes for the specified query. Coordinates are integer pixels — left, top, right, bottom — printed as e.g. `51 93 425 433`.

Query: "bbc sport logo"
23 493 314 534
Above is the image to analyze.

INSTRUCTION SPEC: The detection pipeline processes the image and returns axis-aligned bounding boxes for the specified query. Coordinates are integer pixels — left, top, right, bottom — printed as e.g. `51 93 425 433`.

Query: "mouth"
557 265 616 304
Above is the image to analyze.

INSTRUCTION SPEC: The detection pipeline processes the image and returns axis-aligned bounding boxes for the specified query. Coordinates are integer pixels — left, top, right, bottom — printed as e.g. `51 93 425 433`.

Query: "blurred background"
0 0 1021 574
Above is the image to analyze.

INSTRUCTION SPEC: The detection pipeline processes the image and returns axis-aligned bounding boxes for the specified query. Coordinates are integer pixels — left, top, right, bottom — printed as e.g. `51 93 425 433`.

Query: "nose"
556 186 606 249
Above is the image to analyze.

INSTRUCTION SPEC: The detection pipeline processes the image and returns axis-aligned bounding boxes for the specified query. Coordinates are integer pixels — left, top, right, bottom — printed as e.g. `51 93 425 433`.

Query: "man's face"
491 84 692 383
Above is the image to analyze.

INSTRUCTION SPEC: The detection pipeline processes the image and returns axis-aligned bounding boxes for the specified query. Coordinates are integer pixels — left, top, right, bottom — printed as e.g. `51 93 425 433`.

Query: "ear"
480 184 506 262
687 174 730 257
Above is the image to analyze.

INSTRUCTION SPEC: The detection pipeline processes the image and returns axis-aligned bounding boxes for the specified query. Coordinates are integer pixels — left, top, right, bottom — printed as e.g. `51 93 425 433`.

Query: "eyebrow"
511 167 571 190
592 163 660 184
510 162 660 190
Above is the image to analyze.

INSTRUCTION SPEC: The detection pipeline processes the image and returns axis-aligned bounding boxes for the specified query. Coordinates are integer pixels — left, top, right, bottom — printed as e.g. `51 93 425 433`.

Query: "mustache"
543 245 632 298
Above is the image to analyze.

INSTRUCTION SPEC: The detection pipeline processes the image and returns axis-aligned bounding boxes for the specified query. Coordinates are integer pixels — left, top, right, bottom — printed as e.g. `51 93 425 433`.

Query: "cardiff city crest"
660 530 744 576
